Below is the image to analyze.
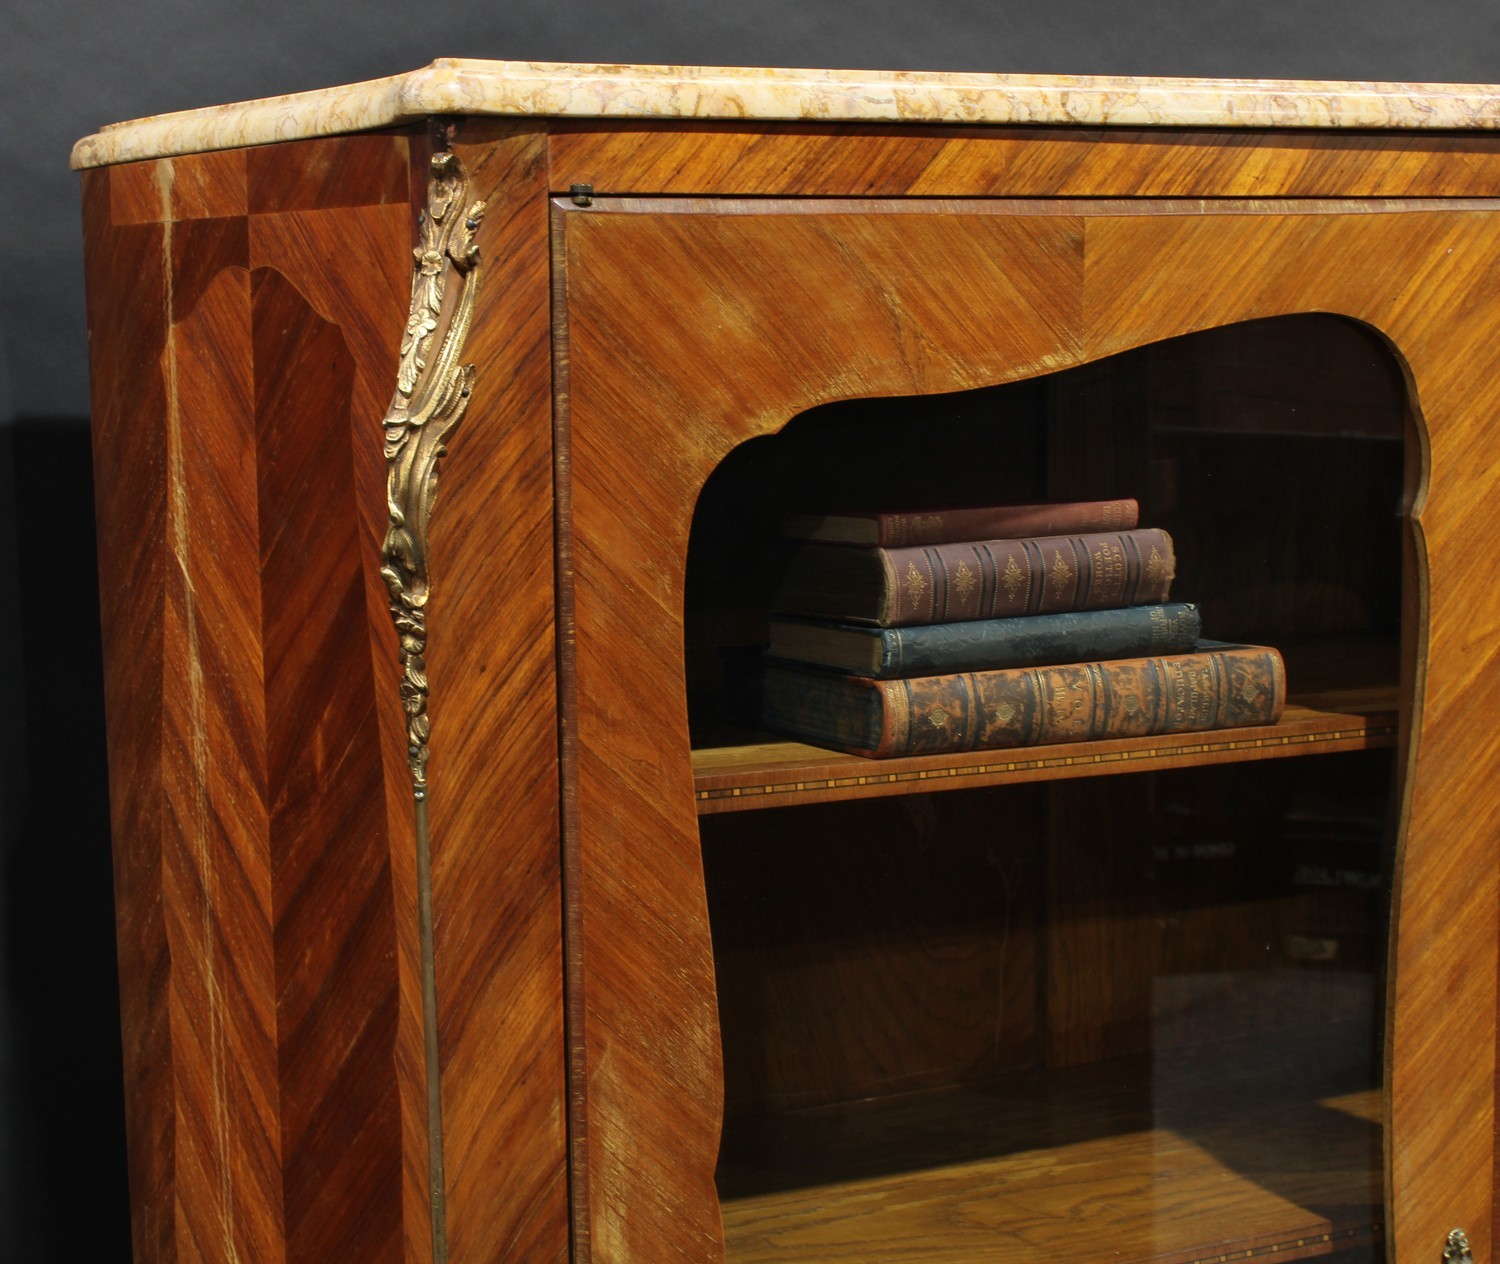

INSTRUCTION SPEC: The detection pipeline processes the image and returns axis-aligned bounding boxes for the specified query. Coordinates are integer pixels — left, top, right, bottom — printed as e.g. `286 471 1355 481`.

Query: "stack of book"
744 498 1286 758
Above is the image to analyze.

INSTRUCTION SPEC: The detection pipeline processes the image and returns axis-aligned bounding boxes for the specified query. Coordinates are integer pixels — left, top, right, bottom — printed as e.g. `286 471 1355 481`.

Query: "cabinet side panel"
549 122 1500 199
424 121 569 1264
84 165 176 1264
89 139 430 1264
246 150 421 1264
244 150 435 1264
163 245 288 1264
249 266 401 1264
246 133 411 213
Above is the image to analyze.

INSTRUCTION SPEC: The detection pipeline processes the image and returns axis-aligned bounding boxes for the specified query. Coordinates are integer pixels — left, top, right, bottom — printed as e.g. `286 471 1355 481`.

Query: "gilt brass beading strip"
379 145 486 1264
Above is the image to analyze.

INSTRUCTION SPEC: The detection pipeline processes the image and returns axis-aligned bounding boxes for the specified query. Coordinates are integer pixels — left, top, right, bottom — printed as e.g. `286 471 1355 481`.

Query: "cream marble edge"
71 57 1500 169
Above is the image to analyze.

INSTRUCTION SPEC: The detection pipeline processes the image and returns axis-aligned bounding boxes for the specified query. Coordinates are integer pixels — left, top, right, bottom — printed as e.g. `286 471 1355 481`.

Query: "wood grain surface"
549 120 1500 199
83 135 433 1264
556 191 1500 1263
692 694 1397 811
244 139 436 1264
717 1042 1382 1264
424 119 570 1264
162 249 289 1264
84 164 176 1264
84 116 1500 1264
552 205 726 1264
245 171 418 1264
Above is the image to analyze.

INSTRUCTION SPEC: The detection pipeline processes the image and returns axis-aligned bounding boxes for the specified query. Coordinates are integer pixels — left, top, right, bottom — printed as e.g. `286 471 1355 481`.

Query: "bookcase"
73 63 1500 1264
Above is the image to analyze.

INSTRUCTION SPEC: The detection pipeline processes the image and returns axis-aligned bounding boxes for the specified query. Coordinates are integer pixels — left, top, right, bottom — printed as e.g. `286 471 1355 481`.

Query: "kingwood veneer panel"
425 119 569 1264
83 165 175 1264
556 195 1499 1264
548 121 1500 199
84 137 417 1264
243 138 437 1264
82 127 570 1264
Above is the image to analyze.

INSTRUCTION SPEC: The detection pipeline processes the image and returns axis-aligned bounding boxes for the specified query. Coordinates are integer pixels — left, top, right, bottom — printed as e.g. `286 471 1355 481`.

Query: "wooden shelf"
693 686 1397 813
718 1042 1382 1264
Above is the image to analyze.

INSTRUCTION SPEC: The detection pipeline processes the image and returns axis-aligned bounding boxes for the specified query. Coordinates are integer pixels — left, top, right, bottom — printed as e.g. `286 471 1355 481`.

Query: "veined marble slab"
72 58 1500 169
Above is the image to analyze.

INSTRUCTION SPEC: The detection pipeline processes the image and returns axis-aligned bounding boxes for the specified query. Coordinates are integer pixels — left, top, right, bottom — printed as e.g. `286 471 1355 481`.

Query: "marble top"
71 59 1500 169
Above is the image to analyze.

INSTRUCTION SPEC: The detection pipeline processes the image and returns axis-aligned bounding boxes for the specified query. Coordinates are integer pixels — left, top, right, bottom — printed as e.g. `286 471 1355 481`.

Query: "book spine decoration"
874 602 1200 677
878 498 1138 546
880 528 1175 626
755 645 1285 758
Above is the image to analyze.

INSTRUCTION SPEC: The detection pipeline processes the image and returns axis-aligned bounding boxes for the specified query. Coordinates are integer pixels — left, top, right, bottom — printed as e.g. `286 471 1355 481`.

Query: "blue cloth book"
765 603 1201 678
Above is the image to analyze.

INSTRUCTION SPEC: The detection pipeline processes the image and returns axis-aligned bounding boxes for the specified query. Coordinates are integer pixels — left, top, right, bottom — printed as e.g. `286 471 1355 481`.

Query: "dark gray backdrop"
5 0 1497 1257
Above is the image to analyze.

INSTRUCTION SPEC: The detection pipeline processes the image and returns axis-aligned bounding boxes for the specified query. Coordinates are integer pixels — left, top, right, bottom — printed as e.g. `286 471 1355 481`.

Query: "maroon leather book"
783 498 1139 546
773 528 1175 627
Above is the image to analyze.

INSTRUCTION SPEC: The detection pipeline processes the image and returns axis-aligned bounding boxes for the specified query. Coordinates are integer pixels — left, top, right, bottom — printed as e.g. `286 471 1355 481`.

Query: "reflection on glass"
692 315 1406 1264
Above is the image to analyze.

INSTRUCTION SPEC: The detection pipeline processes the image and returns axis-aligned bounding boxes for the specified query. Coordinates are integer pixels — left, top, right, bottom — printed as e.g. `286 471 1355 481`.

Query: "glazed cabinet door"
552 196 1500 1264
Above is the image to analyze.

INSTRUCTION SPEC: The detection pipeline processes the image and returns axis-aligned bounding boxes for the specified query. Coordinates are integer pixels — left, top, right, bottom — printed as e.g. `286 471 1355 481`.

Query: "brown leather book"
748 644 1285 758
773 528 1175 627
783 498 1139 546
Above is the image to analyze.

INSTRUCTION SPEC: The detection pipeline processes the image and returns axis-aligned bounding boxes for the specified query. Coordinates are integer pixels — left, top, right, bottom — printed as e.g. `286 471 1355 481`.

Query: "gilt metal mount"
1445 1230 1474 1264
380 149 486 795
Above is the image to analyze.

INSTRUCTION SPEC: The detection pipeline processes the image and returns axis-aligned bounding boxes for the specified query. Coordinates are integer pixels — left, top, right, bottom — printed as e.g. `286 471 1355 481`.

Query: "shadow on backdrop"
2 415 130 1260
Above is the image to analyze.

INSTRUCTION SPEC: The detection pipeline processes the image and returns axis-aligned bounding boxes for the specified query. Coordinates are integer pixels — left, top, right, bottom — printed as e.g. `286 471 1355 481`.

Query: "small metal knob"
1445 1229 1473 1264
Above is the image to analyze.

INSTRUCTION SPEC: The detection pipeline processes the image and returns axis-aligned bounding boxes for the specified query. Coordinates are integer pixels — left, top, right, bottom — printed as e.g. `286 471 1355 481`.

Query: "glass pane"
690 314 1407 1264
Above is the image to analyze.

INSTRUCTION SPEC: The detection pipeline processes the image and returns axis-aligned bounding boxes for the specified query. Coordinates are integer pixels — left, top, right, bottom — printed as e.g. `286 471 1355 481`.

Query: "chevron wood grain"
251 266 402 1263
555 191 1498 1264
82 104 1500 1264
549 120 1500 199
424 120 569 1264
164 256 284 1264
246 172 431 1264
83 165 175 1264
247 133 410 213
82 135 439 1264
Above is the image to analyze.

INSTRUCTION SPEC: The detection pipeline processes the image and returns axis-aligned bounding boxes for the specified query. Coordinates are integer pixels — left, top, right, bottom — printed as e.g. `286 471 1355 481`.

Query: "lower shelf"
717 1044 1382 1264
694 686 1397 813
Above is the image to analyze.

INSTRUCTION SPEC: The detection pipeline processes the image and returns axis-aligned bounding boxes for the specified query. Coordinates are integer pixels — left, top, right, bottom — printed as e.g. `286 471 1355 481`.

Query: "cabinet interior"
685 314 1408 1264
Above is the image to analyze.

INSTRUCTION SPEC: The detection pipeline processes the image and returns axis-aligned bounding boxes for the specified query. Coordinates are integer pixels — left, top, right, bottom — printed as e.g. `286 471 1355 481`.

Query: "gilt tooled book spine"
773 527 1176 627
754 644 1284 758
883 528 1176 626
